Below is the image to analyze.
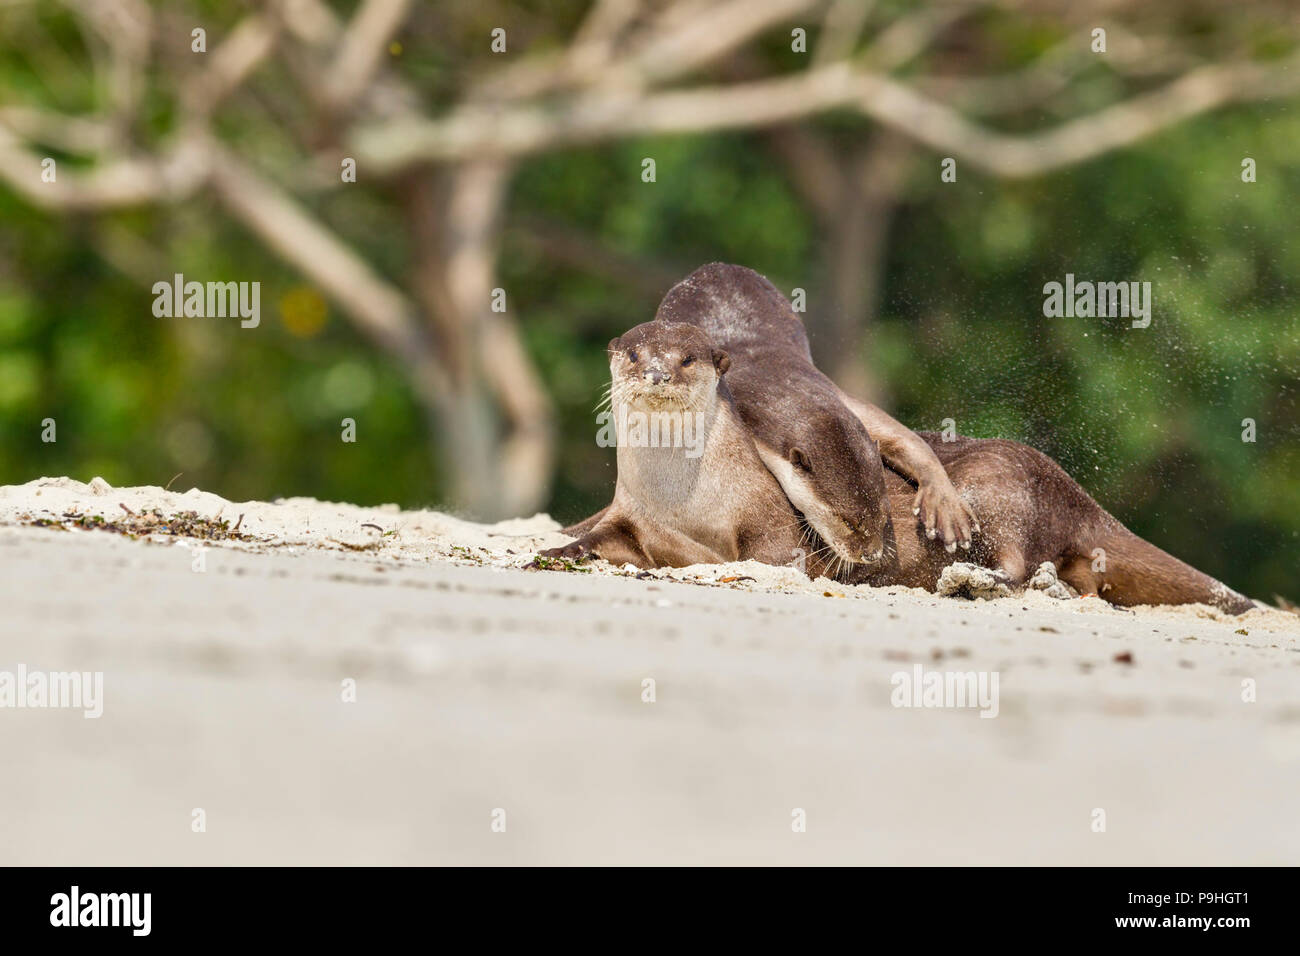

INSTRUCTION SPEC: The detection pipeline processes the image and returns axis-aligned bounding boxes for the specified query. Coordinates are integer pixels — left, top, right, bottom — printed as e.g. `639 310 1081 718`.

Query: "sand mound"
2 476 1296 634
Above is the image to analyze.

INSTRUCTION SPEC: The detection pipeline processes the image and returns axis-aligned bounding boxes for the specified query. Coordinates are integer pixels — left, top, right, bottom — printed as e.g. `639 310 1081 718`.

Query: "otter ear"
789 447 812 473
711 348 731 375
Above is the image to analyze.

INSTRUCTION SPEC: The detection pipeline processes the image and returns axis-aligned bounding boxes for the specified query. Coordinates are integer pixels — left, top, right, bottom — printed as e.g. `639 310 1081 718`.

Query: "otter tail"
1058 525 1254 615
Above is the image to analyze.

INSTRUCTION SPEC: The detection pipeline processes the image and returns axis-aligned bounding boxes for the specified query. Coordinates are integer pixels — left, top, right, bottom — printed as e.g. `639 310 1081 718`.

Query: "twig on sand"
326 537 384 552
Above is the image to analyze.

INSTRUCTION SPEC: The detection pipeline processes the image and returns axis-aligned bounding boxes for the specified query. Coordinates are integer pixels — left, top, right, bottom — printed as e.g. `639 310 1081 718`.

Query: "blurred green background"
0 0 1296 599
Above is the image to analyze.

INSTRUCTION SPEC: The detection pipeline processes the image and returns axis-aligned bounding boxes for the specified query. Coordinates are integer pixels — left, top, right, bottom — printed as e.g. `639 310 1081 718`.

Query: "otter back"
654 262 890 565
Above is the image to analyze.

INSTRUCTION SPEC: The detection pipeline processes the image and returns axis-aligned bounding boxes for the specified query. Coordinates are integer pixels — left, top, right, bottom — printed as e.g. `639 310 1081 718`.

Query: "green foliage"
0 4 1295 600
877 105 1300 598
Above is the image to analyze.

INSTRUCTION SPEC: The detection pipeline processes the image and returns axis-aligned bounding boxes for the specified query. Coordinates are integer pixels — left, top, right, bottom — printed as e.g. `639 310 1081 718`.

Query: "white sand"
2 476 1297 864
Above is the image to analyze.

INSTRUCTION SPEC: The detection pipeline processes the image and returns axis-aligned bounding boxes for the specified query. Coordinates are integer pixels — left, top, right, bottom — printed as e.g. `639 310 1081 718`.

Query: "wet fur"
857 435 1254 614
542 323 841 578
651 263 890 563
552 329 1253 614
567 262 977 553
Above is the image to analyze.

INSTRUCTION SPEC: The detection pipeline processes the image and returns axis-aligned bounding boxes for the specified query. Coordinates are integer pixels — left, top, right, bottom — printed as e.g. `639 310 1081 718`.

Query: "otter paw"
529 540 594 570
913 484 978 550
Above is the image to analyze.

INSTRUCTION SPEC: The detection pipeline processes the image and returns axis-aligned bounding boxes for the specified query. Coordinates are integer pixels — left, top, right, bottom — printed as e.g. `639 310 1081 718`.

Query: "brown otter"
541 321 1254 614
865 434 1255 614
540 320 842 576
565 263 978 563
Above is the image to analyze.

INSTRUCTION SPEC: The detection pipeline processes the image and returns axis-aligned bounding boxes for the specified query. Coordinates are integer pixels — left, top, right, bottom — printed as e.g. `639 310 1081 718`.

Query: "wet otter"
865 434 1254 614
541 322 1254 614
657 263 981 553
540 320 841 575
566 263 978 563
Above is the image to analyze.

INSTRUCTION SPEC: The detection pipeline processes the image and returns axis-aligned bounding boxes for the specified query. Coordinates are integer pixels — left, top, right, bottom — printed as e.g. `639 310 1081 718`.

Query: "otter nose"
644 369 671 385
857 523 886 564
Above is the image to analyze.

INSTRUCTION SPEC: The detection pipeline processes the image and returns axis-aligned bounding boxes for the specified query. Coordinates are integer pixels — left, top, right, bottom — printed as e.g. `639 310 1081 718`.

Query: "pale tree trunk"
821 131 913 401
405 160 555 519
768 127 912 403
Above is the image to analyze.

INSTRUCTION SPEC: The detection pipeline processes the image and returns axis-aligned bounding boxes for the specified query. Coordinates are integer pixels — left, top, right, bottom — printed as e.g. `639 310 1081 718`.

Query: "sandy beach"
2 476 1297 865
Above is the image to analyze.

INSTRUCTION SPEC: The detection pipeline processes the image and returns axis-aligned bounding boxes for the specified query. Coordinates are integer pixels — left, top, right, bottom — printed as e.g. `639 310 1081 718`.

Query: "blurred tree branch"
352 50 1300 177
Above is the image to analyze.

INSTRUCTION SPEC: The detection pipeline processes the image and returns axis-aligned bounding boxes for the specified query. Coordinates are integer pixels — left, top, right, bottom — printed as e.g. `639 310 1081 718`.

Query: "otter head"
608 321 730 413
781 412 890 566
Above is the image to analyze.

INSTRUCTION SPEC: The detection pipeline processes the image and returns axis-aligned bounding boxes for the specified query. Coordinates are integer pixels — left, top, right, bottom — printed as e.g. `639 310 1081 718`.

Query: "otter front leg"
537 521 651 568
837 390 978 551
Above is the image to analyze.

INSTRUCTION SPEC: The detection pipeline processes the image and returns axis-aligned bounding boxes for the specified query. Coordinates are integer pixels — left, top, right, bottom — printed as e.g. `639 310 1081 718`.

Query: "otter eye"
627 350 638 363
681 355 695 367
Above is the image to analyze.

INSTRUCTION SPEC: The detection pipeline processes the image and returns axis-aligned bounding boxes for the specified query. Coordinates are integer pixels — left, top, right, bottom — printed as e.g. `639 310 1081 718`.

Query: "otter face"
608 321 730 412
782 414 890 566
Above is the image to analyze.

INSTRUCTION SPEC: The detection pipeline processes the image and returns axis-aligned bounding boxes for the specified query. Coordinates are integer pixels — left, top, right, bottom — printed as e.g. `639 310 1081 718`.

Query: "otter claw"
926 528 937 540
945 541 957 554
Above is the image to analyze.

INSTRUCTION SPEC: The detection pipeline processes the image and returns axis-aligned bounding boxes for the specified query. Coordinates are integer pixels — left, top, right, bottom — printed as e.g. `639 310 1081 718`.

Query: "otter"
565 263 978 564
540 322 1254 615
864 434 1254 614
540 320 842 575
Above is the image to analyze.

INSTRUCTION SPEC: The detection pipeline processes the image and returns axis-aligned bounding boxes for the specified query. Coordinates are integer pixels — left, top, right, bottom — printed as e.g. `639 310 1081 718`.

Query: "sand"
2 475 1297 865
